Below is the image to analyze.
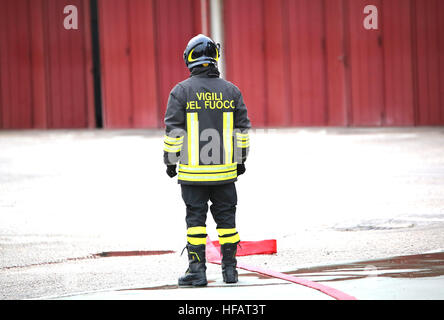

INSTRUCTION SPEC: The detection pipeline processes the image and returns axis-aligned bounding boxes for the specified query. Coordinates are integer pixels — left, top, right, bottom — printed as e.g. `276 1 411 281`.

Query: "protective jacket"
163 66 251 185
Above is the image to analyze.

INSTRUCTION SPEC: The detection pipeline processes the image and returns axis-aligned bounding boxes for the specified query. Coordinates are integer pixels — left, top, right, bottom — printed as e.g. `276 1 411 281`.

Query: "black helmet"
183 34 220 70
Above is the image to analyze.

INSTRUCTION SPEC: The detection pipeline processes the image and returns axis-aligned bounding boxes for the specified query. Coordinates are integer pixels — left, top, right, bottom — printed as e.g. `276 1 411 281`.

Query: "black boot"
178 244 208 287
221 243 238 283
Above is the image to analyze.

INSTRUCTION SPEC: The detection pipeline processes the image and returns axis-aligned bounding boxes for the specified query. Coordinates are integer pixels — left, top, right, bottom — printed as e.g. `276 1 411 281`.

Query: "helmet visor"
205 42 219 60
189 42 219 61
190 44 205 60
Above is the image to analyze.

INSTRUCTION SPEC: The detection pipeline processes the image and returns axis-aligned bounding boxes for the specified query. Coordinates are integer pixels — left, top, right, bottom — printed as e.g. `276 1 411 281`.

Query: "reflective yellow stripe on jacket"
187 113 199 166
223 112 234 164
179 112 237 183
178 163 237 182
163 135 184 153
235 132 250 148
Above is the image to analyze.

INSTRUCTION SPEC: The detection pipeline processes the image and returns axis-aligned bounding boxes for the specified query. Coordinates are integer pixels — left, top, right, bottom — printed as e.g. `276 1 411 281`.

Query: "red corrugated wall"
224 0 444 127
98 0 158 128
224 0 341 127
382 0 415 126
414 0 444 125
224 0 267 127
0 0 95 129
286 0 327 126
347 0 385 126
98 0 202 128
324 0 348 126
1 0 443 129
154 0 203 123
0 0 33 128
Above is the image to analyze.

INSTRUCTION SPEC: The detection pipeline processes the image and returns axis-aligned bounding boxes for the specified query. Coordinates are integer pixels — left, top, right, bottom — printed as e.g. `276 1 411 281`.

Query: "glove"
166 164 177 178
237 163 246 176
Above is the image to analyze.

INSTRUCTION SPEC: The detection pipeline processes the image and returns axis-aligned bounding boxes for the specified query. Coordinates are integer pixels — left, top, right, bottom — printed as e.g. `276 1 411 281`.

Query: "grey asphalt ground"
1 127 444 300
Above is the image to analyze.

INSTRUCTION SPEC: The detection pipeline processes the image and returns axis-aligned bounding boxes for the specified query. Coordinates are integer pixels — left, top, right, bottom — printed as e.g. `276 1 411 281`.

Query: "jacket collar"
190 65 220 78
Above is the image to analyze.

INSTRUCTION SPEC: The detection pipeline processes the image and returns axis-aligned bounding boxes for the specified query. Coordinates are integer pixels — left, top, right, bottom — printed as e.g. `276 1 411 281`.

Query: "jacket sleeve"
163 84 186 165
233 89 251 164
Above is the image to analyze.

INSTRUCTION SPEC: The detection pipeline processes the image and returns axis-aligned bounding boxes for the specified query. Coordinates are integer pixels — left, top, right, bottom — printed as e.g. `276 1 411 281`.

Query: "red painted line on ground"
1 250 174 271
1 255 99 270
206 237 357 300
93 250 174 257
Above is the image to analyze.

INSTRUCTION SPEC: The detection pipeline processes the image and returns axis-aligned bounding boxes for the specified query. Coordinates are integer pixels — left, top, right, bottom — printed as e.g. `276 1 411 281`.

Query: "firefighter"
163 34 251 287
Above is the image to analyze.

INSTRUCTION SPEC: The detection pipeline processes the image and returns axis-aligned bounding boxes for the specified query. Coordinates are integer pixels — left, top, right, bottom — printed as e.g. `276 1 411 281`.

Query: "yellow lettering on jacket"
196 92 223 101
191 92 235 110
203 100 234 109
186 101 200 110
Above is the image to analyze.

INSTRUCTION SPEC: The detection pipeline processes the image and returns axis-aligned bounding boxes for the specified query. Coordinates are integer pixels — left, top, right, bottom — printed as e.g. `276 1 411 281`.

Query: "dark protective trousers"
181 182 237 229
